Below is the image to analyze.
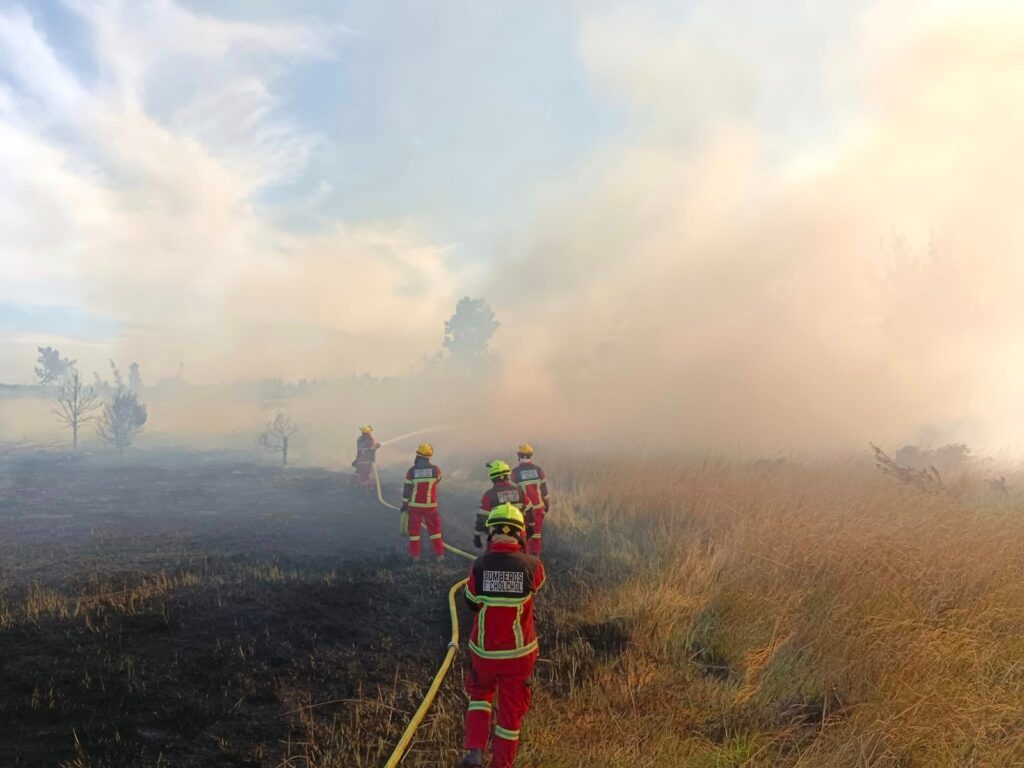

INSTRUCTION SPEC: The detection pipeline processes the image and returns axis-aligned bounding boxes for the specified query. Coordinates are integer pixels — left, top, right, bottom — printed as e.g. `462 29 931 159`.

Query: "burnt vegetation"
0 452 469 768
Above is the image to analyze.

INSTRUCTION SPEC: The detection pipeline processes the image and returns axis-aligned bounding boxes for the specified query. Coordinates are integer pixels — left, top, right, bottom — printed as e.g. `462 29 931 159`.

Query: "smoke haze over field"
4 1 1024 452
497 1 1024 450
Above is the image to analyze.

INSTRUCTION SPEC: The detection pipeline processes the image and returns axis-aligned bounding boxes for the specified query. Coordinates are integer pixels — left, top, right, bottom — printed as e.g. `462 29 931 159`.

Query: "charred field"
0 449 485 767
7 448 1024 767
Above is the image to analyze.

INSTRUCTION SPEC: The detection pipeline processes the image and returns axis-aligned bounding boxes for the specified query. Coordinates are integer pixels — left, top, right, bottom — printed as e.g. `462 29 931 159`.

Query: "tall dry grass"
518 454 1024 767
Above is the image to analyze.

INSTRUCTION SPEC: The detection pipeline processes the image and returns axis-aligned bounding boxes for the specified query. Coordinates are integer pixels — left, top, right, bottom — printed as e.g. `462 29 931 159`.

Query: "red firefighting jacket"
465 539 546 659
403 457 442 509
480 481 532 514
511 461 549 510
477 481 534 534
356 433 379 463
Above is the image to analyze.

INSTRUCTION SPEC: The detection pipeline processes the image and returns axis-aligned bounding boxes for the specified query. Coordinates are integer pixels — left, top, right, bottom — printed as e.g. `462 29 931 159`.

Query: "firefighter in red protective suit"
352 425 380 488
400 443 445 560
456 503 546 768
510 444 550 556
475 460 533 550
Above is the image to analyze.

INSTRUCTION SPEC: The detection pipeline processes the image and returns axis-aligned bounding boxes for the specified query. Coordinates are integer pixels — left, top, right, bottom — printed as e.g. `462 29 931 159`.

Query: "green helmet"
487 459 512 481
486 502 526 535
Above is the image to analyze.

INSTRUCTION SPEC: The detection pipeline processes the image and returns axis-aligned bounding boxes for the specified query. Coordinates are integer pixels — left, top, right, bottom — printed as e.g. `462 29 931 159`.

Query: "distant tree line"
31 295 502 464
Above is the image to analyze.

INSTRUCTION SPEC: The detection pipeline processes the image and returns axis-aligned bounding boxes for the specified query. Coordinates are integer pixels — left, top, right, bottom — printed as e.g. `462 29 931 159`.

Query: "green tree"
35 346 76 384
442 297 500 366
96 387 148 457
129 362 143 392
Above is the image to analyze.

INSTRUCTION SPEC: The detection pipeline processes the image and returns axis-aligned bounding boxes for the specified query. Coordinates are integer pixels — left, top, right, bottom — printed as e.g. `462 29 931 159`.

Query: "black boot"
455 748 483 767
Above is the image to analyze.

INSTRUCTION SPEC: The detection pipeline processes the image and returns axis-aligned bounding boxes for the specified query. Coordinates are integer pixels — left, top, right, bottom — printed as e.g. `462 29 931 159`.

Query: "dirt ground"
0 448 484 767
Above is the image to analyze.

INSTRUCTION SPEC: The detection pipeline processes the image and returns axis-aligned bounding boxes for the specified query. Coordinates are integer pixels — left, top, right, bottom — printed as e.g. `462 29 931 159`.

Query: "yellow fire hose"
373 464 476 766
383 577 468 768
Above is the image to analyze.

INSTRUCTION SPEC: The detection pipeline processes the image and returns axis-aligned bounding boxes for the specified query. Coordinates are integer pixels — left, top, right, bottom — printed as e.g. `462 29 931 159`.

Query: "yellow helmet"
359 425 373 434
416 443 434 458
486 503 526 535
487 459 511 481
517 443 534 458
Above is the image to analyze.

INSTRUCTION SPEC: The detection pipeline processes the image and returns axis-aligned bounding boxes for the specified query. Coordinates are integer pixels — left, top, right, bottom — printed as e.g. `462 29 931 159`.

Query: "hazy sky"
4 0 1024 449
0 1 863 376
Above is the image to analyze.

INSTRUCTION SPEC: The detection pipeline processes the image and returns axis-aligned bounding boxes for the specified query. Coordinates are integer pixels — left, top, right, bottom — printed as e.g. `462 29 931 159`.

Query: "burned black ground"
0 449 482 767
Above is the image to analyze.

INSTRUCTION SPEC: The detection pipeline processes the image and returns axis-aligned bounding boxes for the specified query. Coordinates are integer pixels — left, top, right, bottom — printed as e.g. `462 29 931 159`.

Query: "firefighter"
475 460 533 550
456 503 545 768
400 443 444 560
511 444 550 556
352 425 380 488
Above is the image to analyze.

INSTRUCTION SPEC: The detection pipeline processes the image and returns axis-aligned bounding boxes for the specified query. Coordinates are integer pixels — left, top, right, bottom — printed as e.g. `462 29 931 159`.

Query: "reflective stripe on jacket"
511 462 548 510
479 481 532 514
356 434 379 463
465 540 546 659
477 481 534 534
403 457 442 508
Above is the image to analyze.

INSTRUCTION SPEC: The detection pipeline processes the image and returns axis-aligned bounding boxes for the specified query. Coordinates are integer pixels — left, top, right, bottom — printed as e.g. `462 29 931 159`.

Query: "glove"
400 502 409 513
473 534 482 549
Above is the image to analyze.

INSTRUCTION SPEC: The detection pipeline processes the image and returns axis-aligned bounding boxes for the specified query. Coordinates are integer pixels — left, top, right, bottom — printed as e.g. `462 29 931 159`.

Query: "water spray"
378 425 456 448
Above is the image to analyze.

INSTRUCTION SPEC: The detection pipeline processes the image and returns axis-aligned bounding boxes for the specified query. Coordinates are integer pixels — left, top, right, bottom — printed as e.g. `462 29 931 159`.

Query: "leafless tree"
96 387 148 457
260 411 298 466
52 369 100 450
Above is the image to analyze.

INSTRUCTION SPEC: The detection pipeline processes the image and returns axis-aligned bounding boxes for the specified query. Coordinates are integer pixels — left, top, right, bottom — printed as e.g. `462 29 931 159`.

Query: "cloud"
0 1 457 382
0 6 87 118
64 0 337 98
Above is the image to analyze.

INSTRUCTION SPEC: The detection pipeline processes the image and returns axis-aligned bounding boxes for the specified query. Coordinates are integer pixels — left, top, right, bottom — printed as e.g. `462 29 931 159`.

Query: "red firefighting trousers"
463 651 536 768
527 508 544 556
408 507 444 558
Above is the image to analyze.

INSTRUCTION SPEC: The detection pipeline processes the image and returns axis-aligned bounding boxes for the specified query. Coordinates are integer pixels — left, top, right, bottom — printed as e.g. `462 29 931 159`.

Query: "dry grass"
515 454 1024 767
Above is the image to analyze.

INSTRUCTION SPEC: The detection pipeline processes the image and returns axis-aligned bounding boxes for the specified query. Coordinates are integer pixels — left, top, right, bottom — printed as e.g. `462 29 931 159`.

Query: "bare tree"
52 369 100 450
96 387 148 457
260 411 298 466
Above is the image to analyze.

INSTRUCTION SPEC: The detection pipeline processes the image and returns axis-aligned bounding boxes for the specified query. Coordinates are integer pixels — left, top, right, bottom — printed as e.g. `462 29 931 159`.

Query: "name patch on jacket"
483 570 524 593
496 490 520 504
518 469 540 481
413 469 434 479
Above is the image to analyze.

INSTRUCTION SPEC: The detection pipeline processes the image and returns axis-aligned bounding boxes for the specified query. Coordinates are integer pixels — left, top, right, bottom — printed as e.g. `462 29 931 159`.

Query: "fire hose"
373 464 474 766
